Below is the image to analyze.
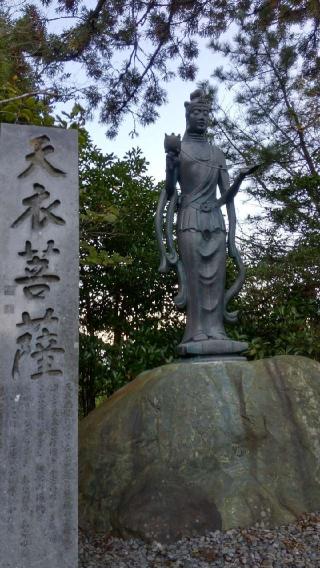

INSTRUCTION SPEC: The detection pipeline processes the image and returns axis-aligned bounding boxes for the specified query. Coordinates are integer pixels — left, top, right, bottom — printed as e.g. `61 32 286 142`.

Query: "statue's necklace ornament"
155 88 260 359
181 149 228 169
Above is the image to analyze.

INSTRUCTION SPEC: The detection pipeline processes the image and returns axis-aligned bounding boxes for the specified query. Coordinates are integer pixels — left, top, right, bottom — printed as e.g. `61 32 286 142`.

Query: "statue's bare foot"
208 330 228 340
192 332 208 341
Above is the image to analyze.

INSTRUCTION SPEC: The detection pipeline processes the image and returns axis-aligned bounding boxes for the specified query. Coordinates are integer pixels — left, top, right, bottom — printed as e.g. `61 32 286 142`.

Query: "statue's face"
187 106 209 134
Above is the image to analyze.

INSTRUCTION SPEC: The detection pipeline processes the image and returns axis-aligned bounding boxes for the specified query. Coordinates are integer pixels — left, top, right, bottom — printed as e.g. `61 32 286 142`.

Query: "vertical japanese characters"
11 135 66 380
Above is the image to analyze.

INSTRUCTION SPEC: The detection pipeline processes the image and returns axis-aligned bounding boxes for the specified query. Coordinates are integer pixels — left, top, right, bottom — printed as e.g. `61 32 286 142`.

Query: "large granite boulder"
79 356 320 542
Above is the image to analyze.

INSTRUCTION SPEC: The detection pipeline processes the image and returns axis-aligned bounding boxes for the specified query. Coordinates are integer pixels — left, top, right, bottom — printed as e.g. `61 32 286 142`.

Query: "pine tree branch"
262 40 318 176
0 90 58 105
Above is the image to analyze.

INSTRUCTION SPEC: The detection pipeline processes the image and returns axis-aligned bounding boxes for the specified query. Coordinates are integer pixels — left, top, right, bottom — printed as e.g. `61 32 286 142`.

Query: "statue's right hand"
166 152 179 172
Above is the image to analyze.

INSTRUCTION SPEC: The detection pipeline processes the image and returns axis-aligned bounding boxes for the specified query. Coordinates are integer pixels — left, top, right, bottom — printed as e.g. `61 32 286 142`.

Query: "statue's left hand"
239 163 261 177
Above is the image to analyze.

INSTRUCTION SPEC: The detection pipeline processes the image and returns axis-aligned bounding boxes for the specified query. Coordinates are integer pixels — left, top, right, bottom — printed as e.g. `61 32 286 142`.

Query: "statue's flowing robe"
178 133 228 343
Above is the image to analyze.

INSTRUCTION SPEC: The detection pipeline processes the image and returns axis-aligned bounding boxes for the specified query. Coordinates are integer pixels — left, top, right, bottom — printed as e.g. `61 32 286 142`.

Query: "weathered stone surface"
0 124 78 567
79 355 320 543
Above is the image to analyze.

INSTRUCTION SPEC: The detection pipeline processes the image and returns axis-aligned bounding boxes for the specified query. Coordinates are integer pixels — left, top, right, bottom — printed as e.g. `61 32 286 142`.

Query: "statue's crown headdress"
184 89 211 112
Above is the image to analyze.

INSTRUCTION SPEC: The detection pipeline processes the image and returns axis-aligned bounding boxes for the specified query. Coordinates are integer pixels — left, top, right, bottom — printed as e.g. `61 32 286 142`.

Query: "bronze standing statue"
156 88 259 358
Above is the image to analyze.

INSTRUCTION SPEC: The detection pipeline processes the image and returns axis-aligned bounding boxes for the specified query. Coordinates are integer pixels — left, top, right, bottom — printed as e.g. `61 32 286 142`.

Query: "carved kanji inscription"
12 308 65 380
31 327 65 380
15 240 60 299
11 183 66 230
18 135 66 178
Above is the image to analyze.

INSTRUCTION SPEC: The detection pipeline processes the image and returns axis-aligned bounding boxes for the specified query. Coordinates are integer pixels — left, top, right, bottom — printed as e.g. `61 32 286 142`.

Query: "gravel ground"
79 511 320 567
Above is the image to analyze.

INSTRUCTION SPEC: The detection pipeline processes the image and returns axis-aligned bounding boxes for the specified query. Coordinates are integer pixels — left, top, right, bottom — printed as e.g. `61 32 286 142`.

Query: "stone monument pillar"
0 124 78 567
